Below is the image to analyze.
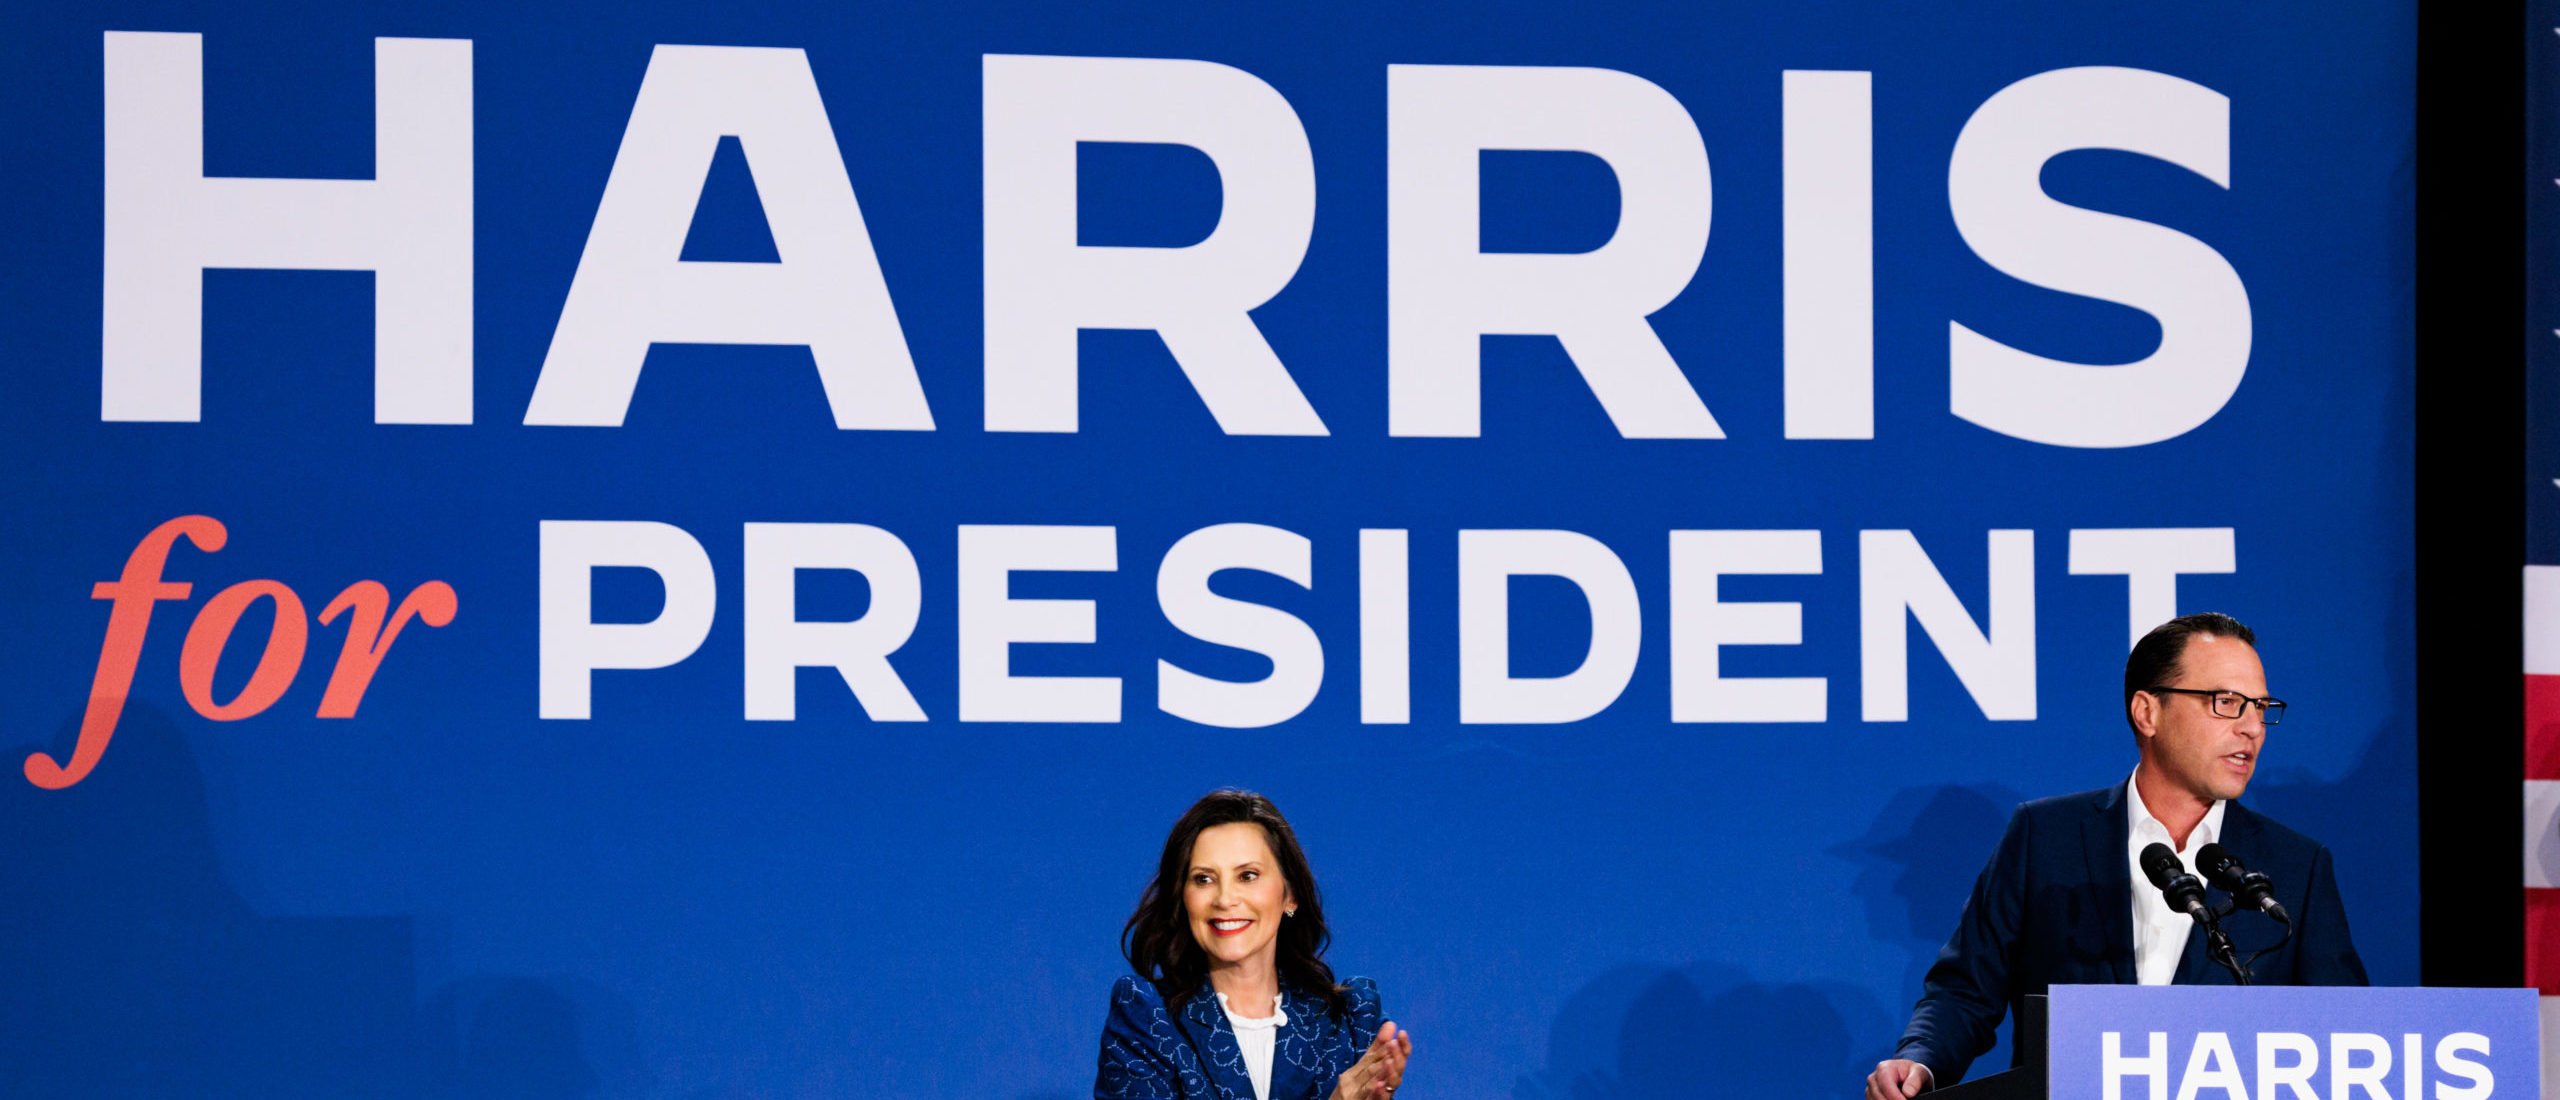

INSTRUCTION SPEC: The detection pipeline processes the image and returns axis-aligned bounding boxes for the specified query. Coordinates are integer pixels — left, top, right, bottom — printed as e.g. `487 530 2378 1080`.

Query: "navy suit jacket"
1894 785 2367 1086
1095 974 1384 1100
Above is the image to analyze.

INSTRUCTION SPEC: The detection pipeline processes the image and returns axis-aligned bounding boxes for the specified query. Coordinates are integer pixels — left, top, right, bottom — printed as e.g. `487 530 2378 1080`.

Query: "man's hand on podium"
1867 1058 1932 1098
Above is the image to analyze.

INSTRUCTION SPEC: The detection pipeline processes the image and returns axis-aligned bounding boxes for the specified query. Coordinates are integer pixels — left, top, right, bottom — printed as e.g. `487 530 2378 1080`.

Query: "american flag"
2531 16 2560 1092
2528 565 2560 1094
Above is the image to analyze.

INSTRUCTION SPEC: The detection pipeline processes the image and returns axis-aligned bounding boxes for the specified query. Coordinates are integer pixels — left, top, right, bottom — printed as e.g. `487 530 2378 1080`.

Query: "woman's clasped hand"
1332 1021 1413 1100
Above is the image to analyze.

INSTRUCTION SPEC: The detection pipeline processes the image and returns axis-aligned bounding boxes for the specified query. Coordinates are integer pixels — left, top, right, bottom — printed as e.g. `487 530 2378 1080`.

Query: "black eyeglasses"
2146 686 2285 725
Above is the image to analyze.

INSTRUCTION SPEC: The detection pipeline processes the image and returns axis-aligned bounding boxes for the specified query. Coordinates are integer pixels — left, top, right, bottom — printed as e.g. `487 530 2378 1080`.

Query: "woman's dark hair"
1121 789 1347 1019
2124 611 2259 732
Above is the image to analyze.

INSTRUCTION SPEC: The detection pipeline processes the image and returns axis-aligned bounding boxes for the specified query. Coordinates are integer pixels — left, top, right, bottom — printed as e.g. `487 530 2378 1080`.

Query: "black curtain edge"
2414 0 2527 988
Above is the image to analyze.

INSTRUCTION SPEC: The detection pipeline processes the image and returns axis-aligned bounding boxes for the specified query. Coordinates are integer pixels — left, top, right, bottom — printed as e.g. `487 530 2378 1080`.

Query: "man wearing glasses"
1864 613 2368 1099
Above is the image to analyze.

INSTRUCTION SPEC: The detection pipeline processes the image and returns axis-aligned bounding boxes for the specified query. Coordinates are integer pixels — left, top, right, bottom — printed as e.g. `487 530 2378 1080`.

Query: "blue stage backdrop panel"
0 1 2413 1095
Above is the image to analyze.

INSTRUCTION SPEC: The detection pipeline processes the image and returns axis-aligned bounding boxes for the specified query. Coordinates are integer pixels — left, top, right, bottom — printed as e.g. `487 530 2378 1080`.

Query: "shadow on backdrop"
2238 712 2405 925
0 703 415 1095
0 702 622 1099
1513 962 1892 1099
1832 784 2026 988
421 974 646 1098
2243 584 2414 985
1829 782 2027 1080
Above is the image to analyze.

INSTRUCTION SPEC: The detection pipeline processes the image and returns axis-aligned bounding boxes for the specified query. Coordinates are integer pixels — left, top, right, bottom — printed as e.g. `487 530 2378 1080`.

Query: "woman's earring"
1285 908 1297 918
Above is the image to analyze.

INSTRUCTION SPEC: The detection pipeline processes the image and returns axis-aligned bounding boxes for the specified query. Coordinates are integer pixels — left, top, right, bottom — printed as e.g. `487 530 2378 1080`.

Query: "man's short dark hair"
2123 612 2258 732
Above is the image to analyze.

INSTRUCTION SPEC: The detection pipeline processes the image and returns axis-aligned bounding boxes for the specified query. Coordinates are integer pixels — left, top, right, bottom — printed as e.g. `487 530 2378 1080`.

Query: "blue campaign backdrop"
0 1 2412 1096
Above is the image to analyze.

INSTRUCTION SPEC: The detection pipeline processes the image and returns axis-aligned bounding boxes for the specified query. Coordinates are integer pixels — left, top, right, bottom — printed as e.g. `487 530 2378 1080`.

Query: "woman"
1096 790 1414 1100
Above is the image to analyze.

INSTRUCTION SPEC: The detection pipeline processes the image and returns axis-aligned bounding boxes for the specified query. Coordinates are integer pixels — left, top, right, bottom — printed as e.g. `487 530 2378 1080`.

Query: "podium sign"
2047 986 2537 1099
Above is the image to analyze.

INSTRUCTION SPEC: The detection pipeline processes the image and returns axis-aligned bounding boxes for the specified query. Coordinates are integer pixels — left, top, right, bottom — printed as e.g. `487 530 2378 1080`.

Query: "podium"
1930 987 2536 1099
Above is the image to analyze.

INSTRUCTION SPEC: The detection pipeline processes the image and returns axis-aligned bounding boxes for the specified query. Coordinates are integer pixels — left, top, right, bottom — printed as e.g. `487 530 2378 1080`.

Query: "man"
1865 613 2367 1099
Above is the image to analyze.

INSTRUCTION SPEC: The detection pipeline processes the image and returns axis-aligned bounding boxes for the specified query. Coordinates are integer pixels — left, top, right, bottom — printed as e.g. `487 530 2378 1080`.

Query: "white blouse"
1216 991 1289 1100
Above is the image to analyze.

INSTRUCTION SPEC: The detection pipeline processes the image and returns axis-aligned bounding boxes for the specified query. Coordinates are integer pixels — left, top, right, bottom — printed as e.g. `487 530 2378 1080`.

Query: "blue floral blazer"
1093 974 1385 1100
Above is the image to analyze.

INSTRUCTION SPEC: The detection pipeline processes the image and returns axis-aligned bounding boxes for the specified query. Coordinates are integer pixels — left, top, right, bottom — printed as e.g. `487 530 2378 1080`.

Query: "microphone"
2195 843 2290 924
2138 843 2214 923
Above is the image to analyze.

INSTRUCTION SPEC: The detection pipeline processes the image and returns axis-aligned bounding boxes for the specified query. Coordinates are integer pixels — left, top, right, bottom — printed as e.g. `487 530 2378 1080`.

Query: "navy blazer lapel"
2086 784 2137 984
1177 988 1254 1100
2217 802 2264 861
2171 803 2263 985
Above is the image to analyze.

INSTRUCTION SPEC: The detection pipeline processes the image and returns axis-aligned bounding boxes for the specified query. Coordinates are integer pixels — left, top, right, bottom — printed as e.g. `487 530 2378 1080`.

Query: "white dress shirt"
1217 991 1287 1100
2125 771 2226 986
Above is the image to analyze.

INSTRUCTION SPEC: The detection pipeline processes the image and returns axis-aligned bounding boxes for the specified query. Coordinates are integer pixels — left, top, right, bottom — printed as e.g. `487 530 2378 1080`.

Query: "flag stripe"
2531 566 2560 674
2528 888 2560 993
2532 676 2560 780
